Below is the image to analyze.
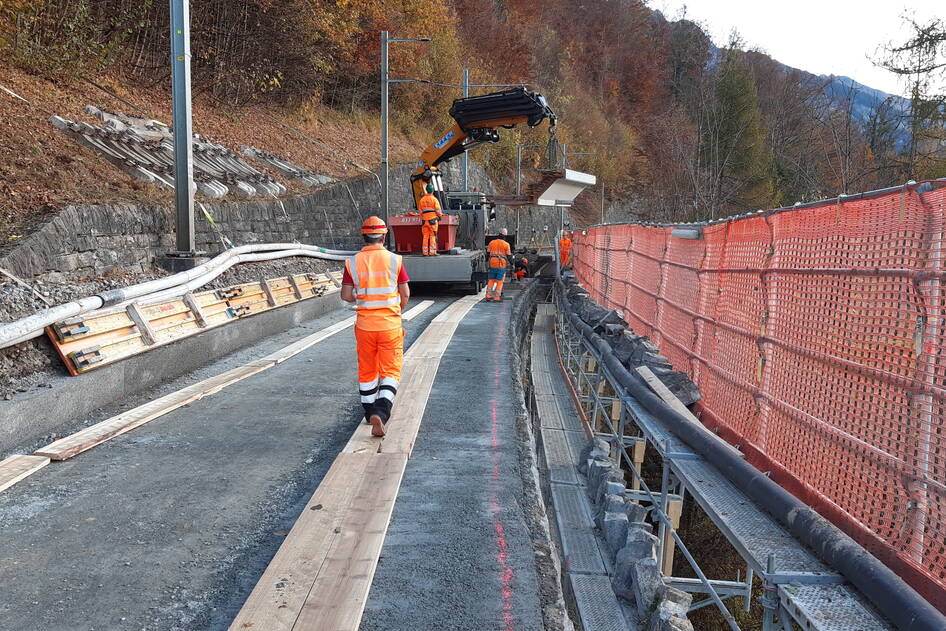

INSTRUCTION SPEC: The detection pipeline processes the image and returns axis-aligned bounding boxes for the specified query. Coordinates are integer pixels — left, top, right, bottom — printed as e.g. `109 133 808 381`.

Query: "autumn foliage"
2 0 944 222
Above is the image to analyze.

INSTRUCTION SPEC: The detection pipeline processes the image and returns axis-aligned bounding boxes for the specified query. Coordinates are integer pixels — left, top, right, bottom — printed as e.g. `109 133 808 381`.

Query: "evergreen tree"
700 44 779 216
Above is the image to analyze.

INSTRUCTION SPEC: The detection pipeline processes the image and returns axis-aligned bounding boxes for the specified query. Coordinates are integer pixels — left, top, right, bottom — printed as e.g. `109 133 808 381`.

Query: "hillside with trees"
0 0 943 235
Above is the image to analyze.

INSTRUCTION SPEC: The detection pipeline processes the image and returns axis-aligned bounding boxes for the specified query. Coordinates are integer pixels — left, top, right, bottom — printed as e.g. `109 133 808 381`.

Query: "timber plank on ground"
230 292 483 631
227 453 376 630
292 453 408 629
0 454 50 493
635 366 743 459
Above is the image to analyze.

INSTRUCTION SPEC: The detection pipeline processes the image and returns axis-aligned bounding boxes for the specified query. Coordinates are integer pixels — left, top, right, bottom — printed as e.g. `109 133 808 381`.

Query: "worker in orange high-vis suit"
485 229 512 302
513 257 529 281
558 231 572 269
341 216 410 437
418 182 443 256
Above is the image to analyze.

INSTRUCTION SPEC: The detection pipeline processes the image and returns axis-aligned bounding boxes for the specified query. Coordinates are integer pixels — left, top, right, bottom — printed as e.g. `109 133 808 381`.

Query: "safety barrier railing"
570 181 946 612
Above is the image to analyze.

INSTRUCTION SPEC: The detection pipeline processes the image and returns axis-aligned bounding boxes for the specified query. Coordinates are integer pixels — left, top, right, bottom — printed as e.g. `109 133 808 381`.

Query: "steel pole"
462 69 469 191
380 30 389 226
601 182 605 224
170 0 194 254
516 145 522 196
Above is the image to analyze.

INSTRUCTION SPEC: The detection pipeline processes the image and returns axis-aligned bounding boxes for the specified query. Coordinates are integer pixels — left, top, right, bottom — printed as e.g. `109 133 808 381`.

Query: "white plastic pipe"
0 243 356 350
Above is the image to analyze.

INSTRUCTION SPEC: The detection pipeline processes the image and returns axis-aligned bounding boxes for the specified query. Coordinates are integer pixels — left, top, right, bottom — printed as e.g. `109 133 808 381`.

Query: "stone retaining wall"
1 161 492 282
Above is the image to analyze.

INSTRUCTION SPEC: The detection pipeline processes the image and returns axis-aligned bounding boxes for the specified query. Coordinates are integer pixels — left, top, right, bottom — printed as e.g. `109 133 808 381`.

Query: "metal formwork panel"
551 483 594 529
561 527 607 575
779 584 893 631
569 573 628 631
672 458 839 580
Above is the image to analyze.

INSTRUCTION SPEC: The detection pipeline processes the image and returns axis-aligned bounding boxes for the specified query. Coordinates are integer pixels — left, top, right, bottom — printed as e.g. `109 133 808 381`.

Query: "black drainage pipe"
558 282 946 631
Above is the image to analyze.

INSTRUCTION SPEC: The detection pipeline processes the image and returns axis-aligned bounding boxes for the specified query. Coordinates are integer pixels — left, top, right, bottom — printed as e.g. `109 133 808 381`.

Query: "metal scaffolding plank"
551 483 595 529
561 527 607 575
672 458 840 582
779 584 894 631
569 574 628 631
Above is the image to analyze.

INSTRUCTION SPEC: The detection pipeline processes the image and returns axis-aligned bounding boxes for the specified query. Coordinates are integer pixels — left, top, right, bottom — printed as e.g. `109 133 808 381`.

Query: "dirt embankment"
0 64 423 246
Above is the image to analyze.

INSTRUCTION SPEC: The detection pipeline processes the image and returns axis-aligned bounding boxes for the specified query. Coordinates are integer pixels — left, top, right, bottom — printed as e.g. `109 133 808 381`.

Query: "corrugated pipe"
0 243 356 350
556 279 946 631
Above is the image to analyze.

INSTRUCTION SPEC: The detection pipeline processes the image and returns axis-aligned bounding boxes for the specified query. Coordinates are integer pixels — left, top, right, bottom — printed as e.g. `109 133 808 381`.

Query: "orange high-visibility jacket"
487 238 512 269
558 237 572 252
345 244 404 331
419 193 443 222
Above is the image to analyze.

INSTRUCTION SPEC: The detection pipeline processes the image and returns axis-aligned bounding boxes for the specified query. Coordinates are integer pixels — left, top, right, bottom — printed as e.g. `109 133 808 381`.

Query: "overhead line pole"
462 69 469 191
170 0 195 256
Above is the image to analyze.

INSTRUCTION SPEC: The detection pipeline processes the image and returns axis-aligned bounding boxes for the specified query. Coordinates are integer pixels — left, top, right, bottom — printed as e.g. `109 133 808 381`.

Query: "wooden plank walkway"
229 292 482 631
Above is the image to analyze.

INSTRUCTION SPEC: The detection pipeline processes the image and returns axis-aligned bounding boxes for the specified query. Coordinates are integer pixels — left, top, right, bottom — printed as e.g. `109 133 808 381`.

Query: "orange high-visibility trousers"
422 223 439 255
355 326 404 422
559 249 570 268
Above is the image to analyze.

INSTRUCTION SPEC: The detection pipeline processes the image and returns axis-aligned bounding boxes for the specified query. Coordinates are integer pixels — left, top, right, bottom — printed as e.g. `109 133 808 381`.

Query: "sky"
649 0 944 96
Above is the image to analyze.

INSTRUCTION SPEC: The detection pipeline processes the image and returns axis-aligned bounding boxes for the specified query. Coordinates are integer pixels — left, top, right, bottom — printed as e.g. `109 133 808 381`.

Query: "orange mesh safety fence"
570 184 946 612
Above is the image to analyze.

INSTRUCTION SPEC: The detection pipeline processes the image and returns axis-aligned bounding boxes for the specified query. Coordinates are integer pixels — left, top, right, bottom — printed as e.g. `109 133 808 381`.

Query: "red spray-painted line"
489 304 515 631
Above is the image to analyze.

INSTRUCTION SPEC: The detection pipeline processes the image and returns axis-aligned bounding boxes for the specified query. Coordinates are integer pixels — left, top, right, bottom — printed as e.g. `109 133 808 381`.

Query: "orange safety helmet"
361 215 388 235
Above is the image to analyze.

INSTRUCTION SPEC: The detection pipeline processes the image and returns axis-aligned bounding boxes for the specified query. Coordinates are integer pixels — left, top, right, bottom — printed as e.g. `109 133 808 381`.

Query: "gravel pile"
0 256 344 399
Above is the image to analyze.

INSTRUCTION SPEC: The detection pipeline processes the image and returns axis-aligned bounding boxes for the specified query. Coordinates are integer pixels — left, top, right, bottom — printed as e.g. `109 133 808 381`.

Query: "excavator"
388 87 558 292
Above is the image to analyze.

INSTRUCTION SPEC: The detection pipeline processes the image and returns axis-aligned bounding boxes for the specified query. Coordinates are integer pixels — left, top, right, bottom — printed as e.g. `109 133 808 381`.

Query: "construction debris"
51 106 286 198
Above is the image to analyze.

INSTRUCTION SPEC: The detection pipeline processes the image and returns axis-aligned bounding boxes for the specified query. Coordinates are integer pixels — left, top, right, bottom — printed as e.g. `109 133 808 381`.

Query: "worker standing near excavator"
341 216 410 437
485 228 513 302
419 183 443 256
558 231 572 269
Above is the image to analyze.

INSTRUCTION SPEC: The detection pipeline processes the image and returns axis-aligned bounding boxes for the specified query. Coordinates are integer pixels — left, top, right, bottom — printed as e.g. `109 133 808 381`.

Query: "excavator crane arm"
410 88 556 208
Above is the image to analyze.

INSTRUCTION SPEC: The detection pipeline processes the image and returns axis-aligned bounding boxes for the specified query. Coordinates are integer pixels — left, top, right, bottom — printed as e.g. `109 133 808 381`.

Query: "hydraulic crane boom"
409 87 556 208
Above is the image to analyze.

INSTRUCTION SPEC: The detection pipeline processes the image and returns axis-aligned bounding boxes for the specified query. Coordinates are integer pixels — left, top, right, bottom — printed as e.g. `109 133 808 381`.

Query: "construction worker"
558 230 572 269
419 182 443 256
485 228 512 302
341 216 410 437
513 257 529 281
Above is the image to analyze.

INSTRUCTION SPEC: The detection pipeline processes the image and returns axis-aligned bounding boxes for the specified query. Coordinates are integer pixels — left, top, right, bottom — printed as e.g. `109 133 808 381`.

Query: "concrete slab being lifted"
536 169 597 206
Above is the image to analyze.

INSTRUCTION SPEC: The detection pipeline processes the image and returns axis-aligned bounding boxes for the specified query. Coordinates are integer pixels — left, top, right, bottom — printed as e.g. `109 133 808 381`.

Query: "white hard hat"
500 228 508 235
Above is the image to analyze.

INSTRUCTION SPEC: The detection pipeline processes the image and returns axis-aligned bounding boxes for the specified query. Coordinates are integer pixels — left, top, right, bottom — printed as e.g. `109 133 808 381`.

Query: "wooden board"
401 300 434 321
292 453 408 630
228 453 378 630
34 311 356 463
0 454 50 493
635 366 743 459
259 316 355 365
230 292 483 630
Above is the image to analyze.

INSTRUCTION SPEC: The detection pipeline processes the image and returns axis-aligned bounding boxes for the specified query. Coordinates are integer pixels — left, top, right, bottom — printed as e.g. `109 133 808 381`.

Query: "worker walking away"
558 231 572 269
341 216 410 437
419 183 443 256
485 228 512 302
513 257 529 281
